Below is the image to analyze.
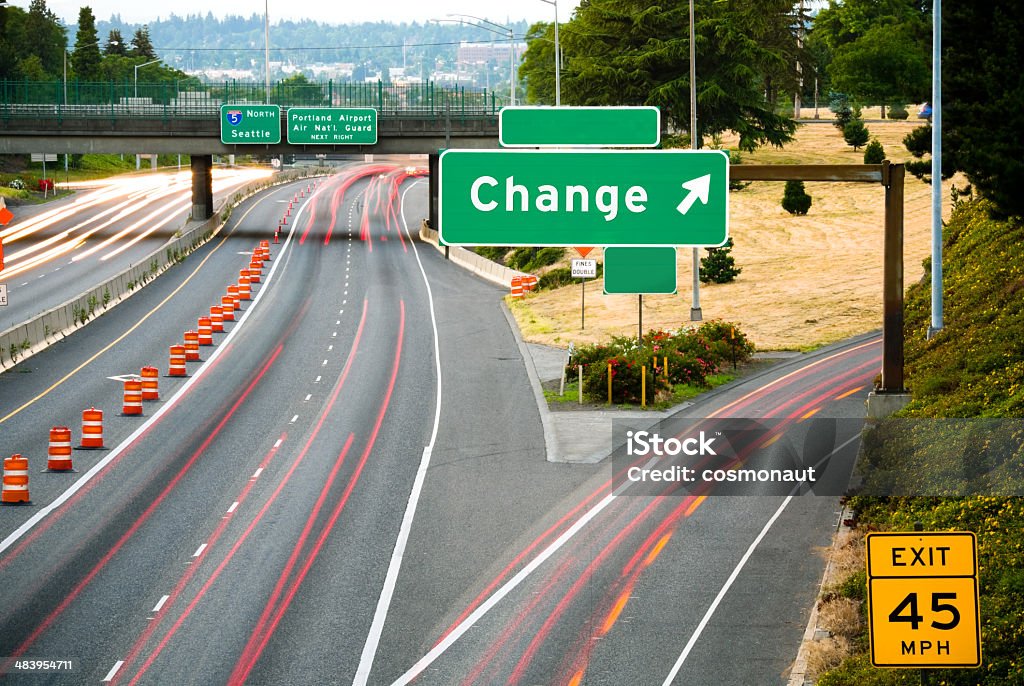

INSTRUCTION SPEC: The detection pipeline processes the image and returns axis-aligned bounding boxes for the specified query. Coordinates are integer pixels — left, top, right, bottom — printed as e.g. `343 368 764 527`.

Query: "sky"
43 0 583 27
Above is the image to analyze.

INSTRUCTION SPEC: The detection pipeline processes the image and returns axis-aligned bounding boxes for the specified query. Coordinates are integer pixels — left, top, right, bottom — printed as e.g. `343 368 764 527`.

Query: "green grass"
819 198 1024 685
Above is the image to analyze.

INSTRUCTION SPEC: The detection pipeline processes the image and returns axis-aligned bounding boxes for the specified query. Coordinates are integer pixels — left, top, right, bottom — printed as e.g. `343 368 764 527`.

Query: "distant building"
456 41 527 65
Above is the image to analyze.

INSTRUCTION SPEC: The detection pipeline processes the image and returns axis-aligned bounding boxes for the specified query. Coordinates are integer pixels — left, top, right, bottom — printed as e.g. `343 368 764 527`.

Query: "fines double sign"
866 531 981 668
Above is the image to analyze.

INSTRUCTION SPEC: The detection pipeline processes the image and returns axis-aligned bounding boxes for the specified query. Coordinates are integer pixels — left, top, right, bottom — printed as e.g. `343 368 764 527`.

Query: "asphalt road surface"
0 162 879 685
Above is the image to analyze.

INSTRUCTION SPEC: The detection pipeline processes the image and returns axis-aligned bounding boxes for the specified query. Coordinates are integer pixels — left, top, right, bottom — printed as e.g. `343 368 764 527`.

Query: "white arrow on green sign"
439 149 728 247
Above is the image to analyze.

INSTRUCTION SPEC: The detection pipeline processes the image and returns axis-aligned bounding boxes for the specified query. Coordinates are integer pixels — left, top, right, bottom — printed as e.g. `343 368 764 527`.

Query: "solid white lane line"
252 467 263 478
0 182 315 558
192 543 207 558
103 661 124 682
152 595 170 613
355 179 443 685
227 501 240 513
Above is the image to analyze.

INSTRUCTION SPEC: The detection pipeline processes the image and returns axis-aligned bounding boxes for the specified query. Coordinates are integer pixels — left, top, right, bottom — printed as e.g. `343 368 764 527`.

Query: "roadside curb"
500 301 558 463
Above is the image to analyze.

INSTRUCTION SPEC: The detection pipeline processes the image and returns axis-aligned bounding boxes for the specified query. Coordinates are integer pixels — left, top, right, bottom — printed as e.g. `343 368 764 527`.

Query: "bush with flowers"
569 321 754 405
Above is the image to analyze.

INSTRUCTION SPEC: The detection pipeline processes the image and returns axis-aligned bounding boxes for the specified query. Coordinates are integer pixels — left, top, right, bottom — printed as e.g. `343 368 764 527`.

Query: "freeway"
0 159 879 685
0 166 270 332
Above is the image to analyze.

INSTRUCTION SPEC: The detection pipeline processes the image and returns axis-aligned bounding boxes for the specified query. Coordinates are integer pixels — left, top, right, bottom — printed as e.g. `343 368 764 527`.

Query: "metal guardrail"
0 79 505 124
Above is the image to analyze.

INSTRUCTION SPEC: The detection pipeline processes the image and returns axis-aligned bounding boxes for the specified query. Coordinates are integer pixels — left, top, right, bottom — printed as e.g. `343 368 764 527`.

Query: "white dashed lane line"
103 661 124 682
192 543 207 558
152 595 170 613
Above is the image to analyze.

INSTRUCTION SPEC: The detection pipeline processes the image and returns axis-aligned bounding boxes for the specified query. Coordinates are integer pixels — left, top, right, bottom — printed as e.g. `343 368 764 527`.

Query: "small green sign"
604 247 677 294
287 107 378 145
220 105 281 144
499 106 660 148
439 149 728 247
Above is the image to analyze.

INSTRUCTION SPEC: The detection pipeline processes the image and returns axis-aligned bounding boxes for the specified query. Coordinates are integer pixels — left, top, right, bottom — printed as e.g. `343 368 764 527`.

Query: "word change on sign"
220 105 281 144
571 259 597 279
604 246 677 295
439 149 728 248
287 108 377 145
866 531 981 668
499 106 661 148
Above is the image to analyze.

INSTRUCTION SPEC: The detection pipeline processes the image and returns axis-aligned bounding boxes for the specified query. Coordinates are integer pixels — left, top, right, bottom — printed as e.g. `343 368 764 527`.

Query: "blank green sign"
604 247 677 295
499 106 660 148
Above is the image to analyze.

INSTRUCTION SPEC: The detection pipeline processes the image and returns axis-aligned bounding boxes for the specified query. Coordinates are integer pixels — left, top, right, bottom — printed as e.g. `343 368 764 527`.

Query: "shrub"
863 138 886 164
843 119 870 151
532 246 564 269
782 180 812 215
569 323 753 404
700 238 742 284
886 103 909 120
830 92 853 131
506 247 537 271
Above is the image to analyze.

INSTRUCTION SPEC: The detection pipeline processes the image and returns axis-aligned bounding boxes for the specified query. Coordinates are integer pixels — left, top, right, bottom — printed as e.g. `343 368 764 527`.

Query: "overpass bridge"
1 79 501 217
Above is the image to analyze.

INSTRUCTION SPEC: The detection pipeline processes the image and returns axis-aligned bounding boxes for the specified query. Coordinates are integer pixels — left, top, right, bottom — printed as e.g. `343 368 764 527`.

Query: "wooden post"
607 363 613 405
638 294 643 340
881 161 906 392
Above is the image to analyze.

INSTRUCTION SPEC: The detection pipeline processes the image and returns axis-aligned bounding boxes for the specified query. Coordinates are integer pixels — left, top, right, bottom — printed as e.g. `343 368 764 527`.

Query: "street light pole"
689 0 701 321
264 0 271 104
134 58 161 98
539 0 560 106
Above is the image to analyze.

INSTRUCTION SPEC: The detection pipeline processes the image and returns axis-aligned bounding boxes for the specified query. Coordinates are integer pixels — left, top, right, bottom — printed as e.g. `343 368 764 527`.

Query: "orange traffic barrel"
220 296 236 321
47 427 74 471
247 263 261 283
141 366 160 401
198 317 213 346
1 454 30 504
259 240 270 258
523 275 539 293
210 305 225 332
80 408 105 448
184 331 200 361
123 378 143 416
238 275 252 301
168 345 187 376
227 284 241 309
510 276 524 299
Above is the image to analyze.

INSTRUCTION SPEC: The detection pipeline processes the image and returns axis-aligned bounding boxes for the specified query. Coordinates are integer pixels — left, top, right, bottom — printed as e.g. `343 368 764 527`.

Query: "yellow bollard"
664 355 669 381
642 366 647 408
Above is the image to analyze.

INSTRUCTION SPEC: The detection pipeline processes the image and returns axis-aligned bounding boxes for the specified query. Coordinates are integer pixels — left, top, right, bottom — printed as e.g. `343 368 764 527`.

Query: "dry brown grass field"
510 118 955 350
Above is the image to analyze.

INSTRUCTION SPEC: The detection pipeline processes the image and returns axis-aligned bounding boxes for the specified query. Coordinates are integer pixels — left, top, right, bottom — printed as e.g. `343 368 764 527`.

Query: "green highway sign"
220 105 281 144
439 149 729 247
604 247 677 294
287 107 378 145
499 106 661 148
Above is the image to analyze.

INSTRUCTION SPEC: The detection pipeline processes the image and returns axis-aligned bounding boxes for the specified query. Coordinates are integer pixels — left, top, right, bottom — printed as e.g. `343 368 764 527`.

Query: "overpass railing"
0 79 504 124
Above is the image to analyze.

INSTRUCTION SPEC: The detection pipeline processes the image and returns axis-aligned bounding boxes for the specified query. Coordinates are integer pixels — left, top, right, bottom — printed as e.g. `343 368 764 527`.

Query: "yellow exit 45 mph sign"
866 531 982 668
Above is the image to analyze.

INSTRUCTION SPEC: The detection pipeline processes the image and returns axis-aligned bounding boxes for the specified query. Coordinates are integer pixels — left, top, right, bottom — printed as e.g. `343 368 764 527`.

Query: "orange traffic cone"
80 408 105 448
141 366 160 401
198 317 213 346
168 345 187 376
123 378 143 416
210 305 225 332
220 295 236 321
1 454 30 504
46 427 74 471
184 331 200 361
238 275 252 301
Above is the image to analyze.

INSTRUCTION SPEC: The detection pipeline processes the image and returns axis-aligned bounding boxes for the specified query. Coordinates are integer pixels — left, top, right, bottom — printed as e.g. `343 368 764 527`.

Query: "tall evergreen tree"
944 1 1024 217
129 25 155 59
18 0 65 79
71 6 101 81
521 0 798 151
105 28 126 56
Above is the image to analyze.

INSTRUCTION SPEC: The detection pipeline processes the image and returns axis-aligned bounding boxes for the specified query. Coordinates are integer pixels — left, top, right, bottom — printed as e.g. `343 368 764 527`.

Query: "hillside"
512 119 949 351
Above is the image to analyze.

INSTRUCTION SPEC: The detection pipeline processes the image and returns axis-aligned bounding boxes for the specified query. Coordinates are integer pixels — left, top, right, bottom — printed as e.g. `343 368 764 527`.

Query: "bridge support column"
191 154 214 220
429 152 447 258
